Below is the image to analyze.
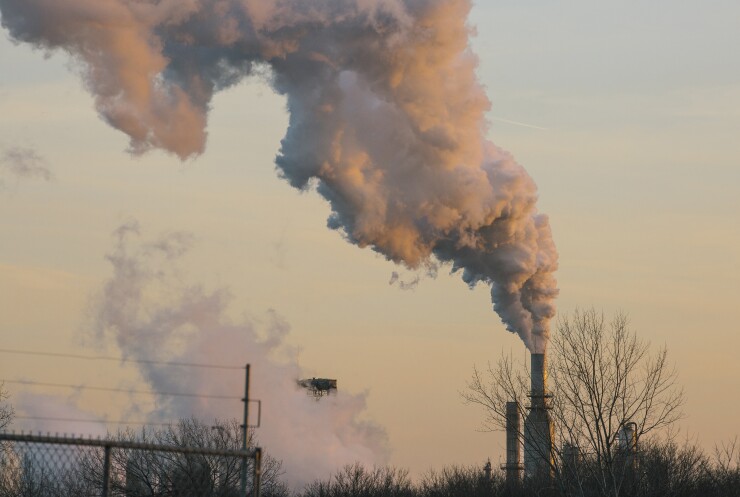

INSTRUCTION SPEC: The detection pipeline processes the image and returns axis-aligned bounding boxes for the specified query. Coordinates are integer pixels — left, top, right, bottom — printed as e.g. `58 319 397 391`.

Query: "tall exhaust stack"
524 353 553 479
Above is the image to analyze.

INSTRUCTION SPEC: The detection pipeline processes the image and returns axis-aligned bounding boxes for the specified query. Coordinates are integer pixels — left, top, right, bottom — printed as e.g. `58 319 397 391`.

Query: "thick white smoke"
0 0 557 350
88 222 389 487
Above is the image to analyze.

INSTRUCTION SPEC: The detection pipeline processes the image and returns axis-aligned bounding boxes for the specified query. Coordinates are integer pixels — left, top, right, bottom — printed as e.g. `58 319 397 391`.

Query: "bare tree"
463 308 684 497
0 382 14 490
69 418 287 497
0 384 12 431
303 463 413 497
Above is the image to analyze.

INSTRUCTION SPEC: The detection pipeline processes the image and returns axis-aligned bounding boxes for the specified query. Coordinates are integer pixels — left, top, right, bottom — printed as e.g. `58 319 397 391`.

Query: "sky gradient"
1 0 739 482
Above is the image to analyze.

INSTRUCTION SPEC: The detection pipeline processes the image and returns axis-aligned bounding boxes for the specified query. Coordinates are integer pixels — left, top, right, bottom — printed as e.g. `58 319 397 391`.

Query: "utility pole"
241 364 250 497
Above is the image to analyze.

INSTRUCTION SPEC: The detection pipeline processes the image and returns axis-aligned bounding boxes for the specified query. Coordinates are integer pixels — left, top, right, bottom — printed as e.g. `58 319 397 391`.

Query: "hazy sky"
1 0 739 482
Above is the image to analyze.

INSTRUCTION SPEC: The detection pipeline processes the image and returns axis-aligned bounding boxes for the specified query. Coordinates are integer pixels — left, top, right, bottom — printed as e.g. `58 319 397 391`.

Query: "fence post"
101 444 111 497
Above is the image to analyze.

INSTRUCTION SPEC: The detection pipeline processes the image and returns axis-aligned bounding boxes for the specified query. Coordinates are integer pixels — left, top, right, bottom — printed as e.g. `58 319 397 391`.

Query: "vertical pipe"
505 401 522 484
101 445 111 497
253 447 262 497
241 364 250 497
618 422 637 474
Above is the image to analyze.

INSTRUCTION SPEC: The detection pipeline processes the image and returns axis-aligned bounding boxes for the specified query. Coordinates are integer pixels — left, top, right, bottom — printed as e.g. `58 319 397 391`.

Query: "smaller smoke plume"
14 392 108 438
0 146 53 189
87 222 389 487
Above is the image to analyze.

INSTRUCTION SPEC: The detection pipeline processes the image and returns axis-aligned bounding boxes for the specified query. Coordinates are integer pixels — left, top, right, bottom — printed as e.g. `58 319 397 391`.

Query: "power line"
0 348 243 370
13 415 175 428
1 379 241 400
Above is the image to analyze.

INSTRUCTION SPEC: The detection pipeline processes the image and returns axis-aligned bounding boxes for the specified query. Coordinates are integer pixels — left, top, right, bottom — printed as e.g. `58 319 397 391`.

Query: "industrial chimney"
524 353 553 479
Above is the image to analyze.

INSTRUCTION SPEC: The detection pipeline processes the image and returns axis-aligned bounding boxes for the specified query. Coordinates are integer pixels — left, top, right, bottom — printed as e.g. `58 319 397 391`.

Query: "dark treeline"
298 438 740 497
1 418 739 497
2 364 740 497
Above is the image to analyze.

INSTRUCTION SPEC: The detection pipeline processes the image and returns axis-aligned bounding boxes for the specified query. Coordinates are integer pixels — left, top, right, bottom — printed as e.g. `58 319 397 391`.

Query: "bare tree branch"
464 308 685 497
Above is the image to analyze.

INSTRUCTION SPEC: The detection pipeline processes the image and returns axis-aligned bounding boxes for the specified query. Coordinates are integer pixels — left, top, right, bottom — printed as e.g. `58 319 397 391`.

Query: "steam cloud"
0 0 558 350
89 222 389 486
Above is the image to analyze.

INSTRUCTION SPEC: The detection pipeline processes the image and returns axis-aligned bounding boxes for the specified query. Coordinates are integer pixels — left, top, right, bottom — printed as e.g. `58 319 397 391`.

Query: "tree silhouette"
464 308 684 497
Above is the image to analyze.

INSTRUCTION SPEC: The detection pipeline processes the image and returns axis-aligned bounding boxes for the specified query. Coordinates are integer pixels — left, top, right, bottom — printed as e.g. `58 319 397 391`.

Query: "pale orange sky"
1 0 739 481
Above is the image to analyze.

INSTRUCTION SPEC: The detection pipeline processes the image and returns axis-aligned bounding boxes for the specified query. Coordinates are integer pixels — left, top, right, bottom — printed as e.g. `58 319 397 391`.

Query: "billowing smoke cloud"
86 222 389 486
0 0 557 350
0 146 53 188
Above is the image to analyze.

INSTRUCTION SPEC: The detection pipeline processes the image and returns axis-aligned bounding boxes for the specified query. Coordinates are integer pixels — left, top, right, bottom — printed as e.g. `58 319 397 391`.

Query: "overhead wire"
13 415 176 427
1 379 241 400
0 348 244 370
0 347 247 430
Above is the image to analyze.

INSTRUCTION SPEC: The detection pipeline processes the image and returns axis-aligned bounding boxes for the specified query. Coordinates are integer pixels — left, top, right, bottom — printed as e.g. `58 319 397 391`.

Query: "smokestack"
503 401 523 484
524 352 553 479
530 353 547 404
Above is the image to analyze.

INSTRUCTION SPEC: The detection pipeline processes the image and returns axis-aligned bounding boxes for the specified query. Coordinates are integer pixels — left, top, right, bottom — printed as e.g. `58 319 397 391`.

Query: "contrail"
491 116 549 131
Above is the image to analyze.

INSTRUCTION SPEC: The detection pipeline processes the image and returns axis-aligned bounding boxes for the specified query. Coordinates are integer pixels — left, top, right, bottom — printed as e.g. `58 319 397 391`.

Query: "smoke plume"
89 222 389 486
0 0 558 350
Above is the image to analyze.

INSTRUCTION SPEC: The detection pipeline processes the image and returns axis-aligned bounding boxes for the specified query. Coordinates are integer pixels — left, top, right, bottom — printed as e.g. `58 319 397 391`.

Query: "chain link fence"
0 432 261 497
